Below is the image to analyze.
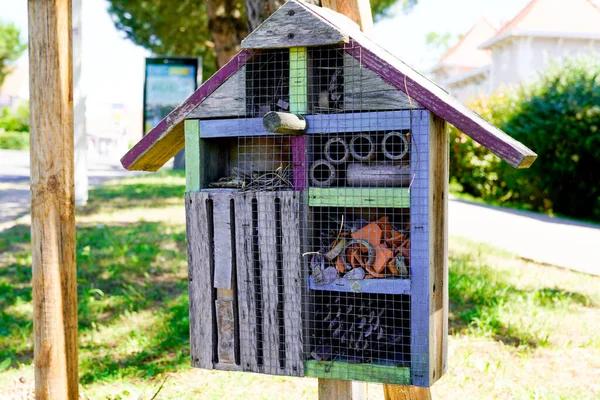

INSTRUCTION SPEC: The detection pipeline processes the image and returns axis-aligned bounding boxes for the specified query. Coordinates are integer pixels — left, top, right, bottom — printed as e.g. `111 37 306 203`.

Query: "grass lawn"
1 172 599 399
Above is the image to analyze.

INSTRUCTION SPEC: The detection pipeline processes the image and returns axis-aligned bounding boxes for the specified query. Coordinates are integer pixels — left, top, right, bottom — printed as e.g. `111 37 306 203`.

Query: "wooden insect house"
121 1 536 388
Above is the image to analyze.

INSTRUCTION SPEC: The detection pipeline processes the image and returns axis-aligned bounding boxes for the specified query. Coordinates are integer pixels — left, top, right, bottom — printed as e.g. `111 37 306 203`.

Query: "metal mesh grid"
196 44 430 385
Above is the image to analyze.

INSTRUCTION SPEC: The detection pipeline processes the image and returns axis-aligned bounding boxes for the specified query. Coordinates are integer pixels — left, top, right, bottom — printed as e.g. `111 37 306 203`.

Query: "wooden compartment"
308 206 411 295
305 291 411 385
185 190 304 376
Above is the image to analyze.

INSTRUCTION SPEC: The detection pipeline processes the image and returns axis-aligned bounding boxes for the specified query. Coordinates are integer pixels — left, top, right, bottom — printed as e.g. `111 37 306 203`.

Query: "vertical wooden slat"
186 192 214 369
291 136 307 191
256 192 280 374
279 191 304 376
429 114 449 383
234 193 259 372
290 46 308 193
215 290 236 365
212 193 234 290
28 0 78 398
185 120 201 191
211 193 237 365
410 110 431 387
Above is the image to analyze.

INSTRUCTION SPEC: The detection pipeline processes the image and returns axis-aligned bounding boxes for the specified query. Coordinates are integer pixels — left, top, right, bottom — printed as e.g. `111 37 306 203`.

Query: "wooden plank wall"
234 192 260 372
179 190 304 376
343 54 419 111
279 191 304 376
187 66 246 119
185 192 215 369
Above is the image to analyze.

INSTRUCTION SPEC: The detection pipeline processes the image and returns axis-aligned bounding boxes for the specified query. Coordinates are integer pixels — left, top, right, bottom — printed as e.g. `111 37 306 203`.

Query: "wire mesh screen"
194 44 430 384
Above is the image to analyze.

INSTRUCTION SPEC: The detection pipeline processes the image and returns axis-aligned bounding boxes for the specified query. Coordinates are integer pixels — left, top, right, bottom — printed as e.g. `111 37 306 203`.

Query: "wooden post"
384 385 432 400
28 0 78 399
316 0 433 398
321 0 374 36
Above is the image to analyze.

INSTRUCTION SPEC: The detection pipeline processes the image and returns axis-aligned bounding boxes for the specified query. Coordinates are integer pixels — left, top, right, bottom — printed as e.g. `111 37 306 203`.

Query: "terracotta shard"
373 244 393 274
335 256 346 273
351 222 382 247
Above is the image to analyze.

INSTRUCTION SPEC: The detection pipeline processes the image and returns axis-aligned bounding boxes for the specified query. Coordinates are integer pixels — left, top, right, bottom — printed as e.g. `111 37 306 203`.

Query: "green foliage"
502 56 600 221
450 55 600 221
0 102 29 132
107 0 220 77
0 130 29 150
107 0 416 77
0 102 30 149
0 22 26 88
449 90 515 199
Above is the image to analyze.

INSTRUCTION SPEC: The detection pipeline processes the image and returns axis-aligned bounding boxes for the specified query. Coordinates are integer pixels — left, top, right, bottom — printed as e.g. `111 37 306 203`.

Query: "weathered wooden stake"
384 385 433 400
28 0 78 398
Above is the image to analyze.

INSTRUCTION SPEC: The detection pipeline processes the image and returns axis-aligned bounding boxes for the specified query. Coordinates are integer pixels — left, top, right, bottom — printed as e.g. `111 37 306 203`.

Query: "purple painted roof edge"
121 49 256 170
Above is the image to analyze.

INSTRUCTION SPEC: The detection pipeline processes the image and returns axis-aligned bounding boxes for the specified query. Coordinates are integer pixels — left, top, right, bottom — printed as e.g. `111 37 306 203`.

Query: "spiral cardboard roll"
349 133 376 161
309 159 336 187
381 131 409 161
324 137 350 164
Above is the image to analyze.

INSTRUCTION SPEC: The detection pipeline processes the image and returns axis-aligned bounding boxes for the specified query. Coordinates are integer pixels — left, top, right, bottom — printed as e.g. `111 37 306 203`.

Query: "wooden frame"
409 110 448 387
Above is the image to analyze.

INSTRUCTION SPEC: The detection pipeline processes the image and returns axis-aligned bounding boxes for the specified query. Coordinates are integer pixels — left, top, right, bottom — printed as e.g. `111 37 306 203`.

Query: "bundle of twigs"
209 165 293 192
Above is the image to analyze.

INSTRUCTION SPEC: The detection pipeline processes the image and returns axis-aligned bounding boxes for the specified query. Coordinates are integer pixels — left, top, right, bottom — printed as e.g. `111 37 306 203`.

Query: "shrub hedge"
450 55 600 222
0 130 29 150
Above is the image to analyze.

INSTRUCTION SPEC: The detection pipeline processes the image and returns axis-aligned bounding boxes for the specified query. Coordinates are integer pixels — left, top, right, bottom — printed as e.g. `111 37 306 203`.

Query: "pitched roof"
121 0 536 171
482 0 600 48
434 18 497 71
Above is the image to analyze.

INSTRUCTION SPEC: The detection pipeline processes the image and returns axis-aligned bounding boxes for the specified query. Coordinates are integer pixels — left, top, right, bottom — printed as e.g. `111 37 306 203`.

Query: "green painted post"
185 119 200 191
290 47 308 115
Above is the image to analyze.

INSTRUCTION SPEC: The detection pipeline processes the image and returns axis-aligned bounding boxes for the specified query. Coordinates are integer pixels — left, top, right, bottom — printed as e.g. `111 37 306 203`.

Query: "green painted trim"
184 119 200 191
305 360 411 385
308 188 410 208
289 47 308 115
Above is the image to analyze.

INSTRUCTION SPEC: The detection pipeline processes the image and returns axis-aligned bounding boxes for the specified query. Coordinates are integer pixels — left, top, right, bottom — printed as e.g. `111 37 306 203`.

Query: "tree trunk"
206 0 248 67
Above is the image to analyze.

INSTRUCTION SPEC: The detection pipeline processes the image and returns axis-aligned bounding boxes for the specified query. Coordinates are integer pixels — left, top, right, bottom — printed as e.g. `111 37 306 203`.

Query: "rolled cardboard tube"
382 131 409 161
309 159 336 187
349 133 376 161
347 163 411 187
324 137 350 164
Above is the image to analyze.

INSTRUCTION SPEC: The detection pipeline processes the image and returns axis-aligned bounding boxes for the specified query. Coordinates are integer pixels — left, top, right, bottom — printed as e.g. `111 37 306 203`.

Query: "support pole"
28 0 78 398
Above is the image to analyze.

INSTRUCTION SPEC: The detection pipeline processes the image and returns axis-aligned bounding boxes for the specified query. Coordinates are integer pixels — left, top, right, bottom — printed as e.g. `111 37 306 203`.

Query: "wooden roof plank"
241 0 348 49
121 49 256 171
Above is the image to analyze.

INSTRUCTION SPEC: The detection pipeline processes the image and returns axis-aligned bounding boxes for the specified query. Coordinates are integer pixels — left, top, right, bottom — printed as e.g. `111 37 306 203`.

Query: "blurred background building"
432 0 600 103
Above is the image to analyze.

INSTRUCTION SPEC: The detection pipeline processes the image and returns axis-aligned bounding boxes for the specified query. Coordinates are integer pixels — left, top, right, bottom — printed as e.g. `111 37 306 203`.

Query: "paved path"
449 198 600 276
0 149 139 230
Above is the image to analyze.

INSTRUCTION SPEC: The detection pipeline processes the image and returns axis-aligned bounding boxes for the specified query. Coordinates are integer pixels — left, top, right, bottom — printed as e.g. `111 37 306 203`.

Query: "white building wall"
490 36 600 91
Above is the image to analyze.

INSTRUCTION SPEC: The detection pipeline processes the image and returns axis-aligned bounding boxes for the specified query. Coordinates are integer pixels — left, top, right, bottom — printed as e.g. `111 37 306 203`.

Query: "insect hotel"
121 0 536 388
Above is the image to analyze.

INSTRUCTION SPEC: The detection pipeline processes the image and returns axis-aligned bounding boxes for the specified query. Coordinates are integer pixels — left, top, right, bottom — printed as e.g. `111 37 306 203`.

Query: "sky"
0 0 531 131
